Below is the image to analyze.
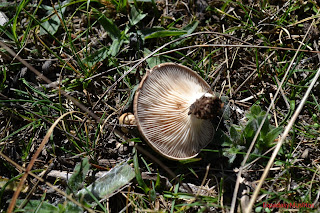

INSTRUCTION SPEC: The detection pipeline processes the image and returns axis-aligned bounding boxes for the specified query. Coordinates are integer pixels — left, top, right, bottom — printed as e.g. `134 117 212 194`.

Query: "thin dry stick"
270 93 278 127
197 164 210 196
245 66 320 212
275 76 290 109
229 20 315 213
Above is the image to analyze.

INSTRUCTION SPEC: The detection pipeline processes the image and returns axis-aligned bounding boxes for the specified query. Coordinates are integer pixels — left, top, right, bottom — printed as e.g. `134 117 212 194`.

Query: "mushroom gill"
134 63 222 160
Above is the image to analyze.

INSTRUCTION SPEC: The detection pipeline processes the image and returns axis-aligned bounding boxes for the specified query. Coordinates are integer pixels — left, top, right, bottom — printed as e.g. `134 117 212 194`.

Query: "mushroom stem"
188 93 224 120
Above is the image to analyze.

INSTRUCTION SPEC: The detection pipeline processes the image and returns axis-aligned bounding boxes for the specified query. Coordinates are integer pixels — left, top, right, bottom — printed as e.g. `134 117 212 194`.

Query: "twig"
274 76 290 110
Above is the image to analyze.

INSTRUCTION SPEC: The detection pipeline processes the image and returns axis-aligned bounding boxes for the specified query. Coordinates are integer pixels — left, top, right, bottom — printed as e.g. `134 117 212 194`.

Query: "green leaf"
149 188 156 201
93 8 120 41
241 119 258 145
0 175 29 205
0 66 7 91
230 125 241 143
144 48 167 68
77 162 135 202
0 24 14 41
129 0 153 2
61 202 83 213
108 39 123 56
247 105 262 119
182 20 199 35
220 130 233 147
223 145 245 163
257 115 270 138
169 21 199 47
133 148 150 193
0 120 38 142
155 172 161 191
57 201 83 213
129 6 147 26
40 1 68 36
141 27 187 39
255 206 263 212
15 199 59 213
66 158 90 195
263 126 284 148
84 46 108 68
21 78 49 100
179 158 201 164
12 0 28 45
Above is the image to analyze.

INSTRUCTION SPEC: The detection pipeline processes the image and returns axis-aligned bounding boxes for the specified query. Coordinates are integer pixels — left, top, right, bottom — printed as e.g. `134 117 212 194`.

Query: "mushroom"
119 112 136 126
133 63 223 160
119 112 136 133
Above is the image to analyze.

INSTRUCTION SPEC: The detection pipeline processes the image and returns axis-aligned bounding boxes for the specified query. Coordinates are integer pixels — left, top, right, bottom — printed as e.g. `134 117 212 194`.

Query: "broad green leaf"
58 201 83 213
84 46 108 68
66 158 90 195
129 6 147 26
241 119 258 145
263 126 284 147
247 105 262 119
77 162 135 201
109 39 123 56
223 145 245 163
15 199 59 213
141 27 187 39
183 20 199 35
255 206 264 212
144 48 167 68
40 1 69 35
230 125 241 143
170 20 199 47
219 129 233 147
93 8 120 41
257 115 270 138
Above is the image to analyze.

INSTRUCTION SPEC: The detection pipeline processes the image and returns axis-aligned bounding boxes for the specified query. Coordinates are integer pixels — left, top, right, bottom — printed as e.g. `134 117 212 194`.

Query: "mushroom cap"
119 112 136 125
133 63 215 160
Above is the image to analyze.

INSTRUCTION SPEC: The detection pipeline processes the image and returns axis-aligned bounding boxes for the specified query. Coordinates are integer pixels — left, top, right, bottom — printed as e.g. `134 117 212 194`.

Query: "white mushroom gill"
135 64 215 159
